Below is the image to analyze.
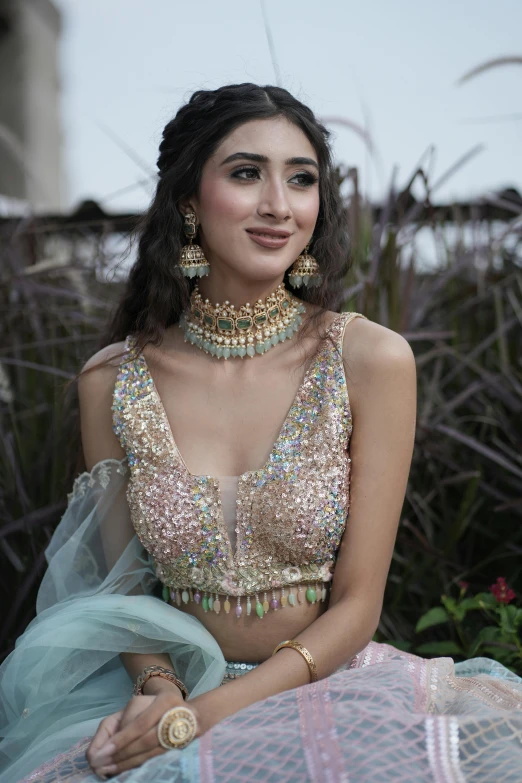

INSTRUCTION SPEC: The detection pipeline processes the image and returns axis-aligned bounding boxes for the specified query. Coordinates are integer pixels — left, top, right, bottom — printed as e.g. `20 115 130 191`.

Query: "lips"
246 228 292 238
246 228 292 249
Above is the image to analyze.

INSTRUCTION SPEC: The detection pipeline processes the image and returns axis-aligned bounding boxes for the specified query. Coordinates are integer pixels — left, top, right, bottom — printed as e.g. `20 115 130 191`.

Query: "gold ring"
157 706 198 750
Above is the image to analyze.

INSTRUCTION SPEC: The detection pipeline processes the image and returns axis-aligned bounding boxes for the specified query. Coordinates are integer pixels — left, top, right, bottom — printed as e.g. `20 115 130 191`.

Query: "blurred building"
0 0 63 214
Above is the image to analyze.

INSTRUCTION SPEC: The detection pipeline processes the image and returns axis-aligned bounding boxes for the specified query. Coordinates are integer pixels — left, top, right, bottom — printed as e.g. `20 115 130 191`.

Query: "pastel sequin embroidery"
111 312 367 597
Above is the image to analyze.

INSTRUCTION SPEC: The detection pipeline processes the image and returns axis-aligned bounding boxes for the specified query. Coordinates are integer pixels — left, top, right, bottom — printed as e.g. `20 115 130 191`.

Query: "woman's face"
188 117 320 285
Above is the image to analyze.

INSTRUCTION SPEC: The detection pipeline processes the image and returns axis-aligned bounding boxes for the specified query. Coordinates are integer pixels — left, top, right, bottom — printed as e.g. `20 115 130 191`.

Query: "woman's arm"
79 345 184 699
190 318 417 725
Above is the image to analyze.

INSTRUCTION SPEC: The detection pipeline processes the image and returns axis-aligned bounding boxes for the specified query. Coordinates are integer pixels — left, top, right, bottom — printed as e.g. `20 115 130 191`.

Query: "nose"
257 177 292 222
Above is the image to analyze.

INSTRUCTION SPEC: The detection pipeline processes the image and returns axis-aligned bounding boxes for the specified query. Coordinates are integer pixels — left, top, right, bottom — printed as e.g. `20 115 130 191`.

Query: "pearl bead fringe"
179 283 306 359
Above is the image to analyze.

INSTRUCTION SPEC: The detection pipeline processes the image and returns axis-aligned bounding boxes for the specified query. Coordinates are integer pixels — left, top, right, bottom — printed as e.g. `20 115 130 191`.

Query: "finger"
117 696 140 729
86 711 123 761
94 724 159 769
99 693 172 760
94 698 144 754
111 725 159 765
119 695 154 729
89 711 122 751
96 745 165 777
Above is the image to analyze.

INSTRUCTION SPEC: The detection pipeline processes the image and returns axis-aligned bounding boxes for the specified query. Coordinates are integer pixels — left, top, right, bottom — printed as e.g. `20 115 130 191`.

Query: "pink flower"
457 580 469 591
489 577 516 605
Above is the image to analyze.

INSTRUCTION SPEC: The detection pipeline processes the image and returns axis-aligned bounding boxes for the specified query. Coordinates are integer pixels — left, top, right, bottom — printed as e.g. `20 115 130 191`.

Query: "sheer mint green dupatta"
0 458 226 783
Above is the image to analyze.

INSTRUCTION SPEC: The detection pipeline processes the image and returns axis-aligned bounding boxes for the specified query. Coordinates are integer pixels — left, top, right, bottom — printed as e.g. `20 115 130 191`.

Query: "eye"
289 171 319 187
229 165 261 181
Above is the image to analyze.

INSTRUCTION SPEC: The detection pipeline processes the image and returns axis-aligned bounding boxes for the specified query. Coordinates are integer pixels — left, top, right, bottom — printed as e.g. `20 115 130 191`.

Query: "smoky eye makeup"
229 165 319 187
229 165 261 180
289 171 319 187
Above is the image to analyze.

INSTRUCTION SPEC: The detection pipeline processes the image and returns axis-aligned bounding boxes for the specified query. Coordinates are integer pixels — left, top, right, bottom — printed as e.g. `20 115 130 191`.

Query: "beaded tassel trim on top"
162 582 330 619
179 282 306 359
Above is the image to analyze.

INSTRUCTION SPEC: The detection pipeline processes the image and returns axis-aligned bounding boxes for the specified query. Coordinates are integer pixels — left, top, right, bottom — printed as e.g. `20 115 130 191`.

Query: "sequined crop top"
111 311 367 608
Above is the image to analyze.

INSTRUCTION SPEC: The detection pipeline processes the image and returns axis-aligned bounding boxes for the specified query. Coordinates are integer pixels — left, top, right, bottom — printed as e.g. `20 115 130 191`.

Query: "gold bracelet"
157 706 198 750
132 665 189 699
272 639 318 683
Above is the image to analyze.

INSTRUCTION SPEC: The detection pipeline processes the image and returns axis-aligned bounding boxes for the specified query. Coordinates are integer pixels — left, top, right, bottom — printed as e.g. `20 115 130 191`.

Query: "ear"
178 198 198 219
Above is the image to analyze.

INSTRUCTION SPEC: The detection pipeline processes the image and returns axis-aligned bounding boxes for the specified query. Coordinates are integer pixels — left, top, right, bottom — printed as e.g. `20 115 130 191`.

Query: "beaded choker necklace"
179 282 306 359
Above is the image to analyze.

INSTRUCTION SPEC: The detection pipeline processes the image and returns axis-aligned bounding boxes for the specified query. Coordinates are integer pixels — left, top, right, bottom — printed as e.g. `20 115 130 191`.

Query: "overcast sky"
52 0 522 214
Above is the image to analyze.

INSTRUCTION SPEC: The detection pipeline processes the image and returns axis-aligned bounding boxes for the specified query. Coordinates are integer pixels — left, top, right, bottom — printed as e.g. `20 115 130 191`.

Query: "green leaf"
473 592 497 609
499 605 518 635
458 596 484 612
415 607 450 633
441 596 458 614
468 626 503 656
416 641 463 656
453 605 467 622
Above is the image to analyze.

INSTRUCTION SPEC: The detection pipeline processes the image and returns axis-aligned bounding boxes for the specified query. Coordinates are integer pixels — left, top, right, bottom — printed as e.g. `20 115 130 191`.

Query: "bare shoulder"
81 340 127 373
79 340 127 391
340 313 416 408
78 341 128 470
342 313 415 367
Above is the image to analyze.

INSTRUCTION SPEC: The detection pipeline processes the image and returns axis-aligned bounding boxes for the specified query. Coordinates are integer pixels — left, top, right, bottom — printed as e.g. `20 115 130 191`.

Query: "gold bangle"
157 706 198 750
132 665 189 700
272 639 318 683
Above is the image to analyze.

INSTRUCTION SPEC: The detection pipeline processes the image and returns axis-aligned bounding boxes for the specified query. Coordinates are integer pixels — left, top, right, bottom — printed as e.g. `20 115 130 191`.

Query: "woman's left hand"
86 709 124 777
87 691 185 777
88 686 234 777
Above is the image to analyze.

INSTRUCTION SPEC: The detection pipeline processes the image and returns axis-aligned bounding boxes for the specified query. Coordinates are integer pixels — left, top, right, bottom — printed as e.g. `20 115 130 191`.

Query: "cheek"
198 179 253 225
294 191 320 230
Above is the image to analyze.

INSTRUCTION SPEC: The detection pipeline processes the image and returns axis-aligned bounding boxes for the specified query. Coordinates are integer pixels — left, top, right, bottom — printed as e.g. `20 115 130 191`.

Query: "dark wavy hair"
65 82 352 482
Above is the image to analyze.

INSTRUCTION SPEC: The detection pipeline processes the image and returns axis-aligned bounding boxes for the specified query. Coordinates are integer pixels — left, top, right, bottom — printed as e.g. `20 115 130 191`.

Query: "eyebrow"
220 152 319 170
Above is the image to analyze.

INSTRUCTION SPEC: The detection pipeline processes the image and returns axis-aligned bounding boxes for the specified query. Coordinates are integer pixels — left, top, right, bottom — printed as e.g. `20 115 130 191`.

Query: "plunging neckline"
131 313 343 485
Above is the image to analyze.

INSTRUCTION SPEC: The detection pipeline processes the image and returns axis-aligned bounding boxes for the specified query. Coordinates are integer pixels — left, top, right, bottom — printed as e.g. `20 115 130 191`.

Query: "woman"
1 83 521 783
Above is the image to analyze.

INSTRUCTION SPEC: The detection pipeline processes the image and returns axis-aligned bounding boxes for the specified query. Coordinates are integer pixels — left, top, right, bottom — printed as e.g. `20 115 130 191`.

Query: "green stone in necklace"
179 282 306 359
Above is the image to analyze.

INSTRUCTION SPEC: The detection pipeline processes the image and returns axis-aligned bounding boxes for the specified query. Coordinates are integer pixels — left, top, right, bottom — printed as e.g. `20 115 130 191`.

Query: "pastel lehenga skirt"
1 458 522 783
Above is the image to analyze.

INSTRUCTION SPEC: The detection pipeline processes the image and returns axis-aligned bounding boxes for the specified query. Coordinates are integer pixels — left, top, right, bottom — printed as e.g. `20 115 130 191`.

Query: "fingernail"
93 756 111 768
91 750 113 766
98 765 118 775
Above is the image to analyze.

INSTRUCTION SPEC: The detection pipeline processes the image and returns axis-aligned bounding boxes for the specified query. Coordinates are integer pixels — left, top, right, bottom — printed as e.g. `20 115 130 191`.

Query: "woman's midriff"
169 587 329 662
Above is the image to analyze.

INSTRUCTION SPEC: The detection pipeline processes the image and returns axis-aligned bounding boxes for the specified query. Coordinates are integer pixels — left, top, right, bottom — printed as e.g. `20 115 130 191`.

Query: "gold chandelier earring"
177 211 210 278
288 242 322 288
